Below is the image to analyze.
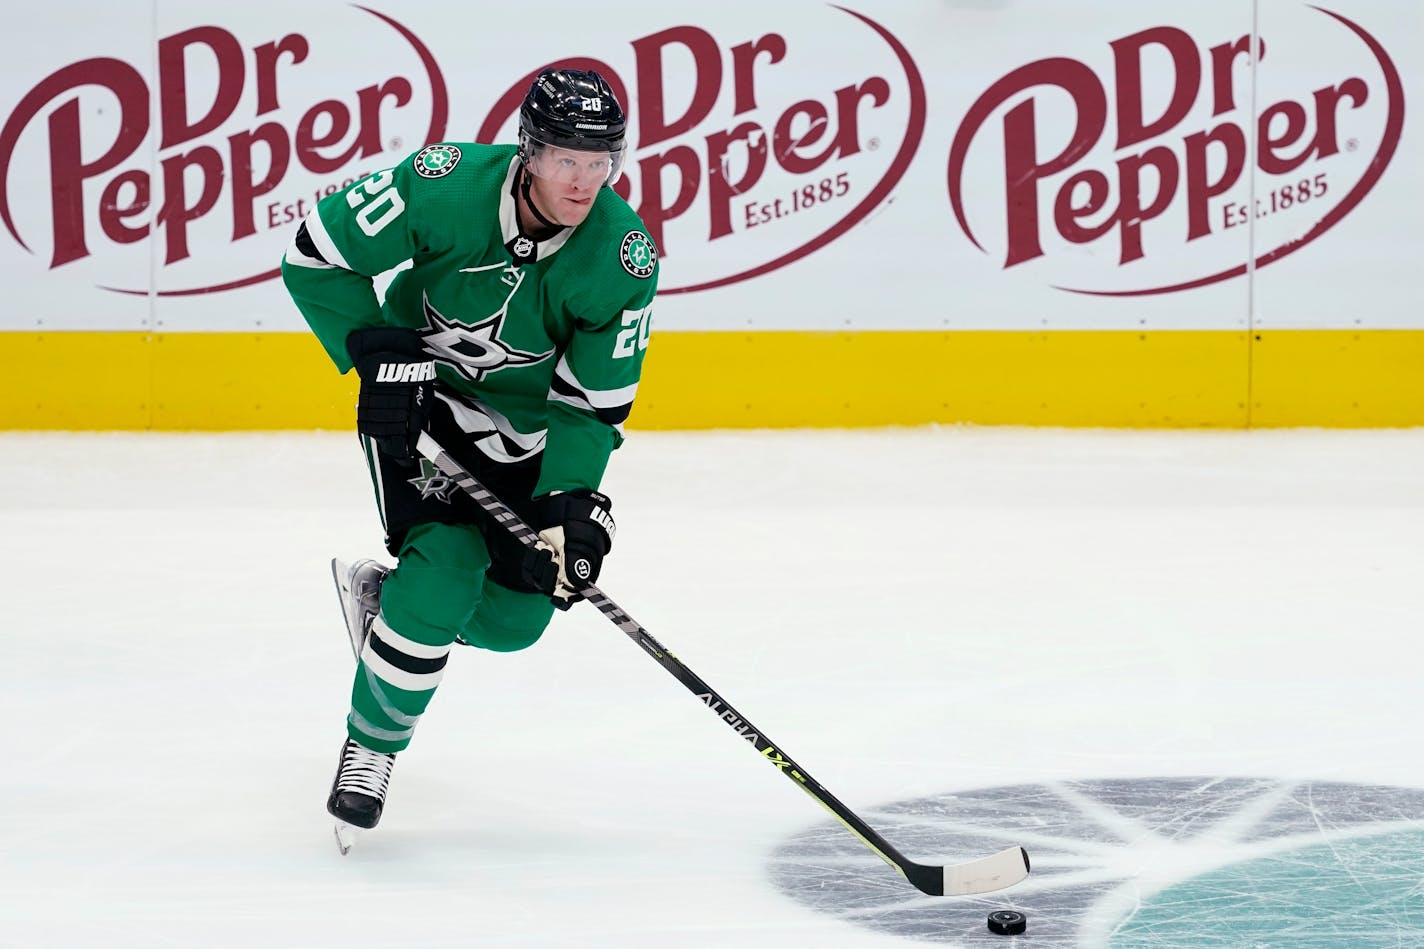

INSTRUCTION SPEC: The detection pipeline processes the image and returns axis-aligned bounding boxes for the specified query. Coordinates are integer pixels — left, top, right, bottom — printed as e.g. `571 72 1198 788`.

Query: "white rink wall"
0 1 1419 331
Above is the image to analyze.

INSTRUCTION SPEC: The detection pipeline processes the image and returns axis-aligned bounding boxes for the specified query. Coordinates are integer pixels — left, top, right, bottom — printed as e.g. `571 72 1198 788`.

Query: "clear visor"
524 136 626 186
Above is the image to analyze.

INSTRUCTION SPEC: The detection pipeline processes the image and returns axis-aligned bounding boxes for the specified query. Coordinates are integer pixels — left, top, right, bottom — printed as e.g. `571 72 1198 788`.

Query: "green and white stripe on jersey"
549 354 639 432
348 615 451 750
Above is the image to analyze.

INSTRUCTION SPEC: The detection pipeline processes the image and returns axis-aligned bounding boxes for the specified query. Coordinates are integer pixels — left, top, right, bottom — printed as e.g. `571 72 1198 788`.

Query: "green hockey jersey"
281 143 657 494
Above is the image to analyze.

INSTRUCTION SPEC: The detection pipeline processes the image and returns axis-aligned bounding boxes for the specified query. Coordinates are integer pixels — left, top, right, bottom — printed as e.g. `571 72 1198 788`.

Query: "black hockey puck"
987 910 1027 935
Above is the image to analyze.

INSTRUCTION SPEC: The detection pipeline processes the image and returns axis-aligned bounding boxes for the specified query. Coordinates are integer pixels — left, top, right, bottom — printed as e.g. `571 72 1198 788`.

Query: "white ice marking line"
1203 778 1299 844
1048 780 1172 847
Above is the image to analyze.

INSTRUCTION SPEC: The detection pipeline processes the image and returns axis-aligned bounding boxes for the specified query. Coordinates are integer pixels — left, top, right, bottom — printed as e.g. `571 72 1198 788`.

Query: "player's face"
525 145 612 226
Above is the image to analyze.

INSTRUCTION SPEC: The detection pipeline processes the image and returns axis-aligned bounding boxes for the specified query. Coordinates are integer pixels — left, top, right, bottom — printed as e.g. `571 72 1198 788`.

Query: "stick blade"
938 846 1031 896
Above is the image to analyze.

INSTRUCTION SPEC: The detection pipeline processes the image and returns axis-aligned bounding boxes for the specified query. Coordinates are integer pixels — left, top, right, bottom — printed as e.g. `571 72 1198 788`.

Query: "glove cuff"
531 490 616 551
346 326 429 364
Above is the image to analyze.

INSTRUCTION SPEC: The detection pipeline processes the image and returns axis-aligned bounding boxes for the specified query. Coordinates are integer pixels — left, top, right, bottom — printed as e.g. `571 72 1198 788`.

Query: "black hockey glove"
522 489 616 610
346 327 435 464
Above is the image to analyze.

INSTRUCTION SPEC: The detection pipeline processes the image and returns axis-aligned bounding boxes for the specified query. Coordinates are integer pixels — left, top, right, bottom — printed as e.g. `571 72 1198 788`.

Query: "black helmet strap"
516 165 566 236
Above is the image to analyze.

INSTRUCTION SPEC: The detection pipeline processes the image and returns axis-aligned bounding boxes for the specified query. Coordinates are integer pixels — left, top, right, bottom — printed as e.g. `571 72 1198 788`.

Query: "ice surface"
2 428 1421 947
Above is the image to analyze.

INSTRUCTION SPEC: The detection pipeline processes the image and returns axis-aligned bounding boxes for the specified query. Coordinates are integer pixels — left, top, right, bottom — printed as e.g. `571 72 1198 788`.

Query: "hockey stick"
414 431 1029 897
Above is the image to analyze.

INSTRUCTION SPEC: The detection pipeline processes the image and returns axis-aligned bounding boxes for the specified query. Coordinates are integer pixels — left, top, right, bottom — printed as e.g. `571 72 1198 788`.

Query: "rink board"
1 0 1422 429
3 329 1421 430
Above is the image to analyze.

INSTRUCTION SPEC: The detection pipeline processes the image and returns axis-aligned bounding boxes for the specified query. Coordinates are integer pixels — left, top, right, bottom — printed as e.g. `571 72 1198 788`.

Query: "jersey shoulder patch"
412 144 462 179
619 230 657 279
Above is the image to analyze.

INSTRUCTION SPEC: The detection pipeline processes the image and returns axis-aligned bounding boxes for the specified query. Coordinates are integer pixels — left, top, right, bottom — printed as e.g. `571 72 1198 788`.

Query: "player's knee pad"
459 578 556 652
381 523 490 639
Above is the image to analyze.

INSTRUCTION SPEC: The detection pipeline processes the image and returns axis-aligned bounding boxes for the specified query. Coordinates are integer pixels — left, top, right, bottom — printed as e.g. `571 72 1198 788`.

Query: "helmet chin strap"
518 167 566 235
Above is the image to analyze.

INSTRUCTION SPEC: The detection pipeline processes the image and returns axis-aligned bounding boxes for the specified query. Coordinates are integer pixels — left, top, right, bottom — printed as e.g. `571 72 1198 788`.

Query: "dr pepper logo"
476 6 925 294
947 6 1404 296
0 7 445 295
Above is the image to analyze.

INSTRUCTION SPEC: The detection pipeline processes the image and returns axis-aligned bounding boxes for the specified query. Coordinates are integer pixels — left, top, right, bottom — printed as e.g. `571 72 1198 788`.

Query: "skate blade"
329 558 362 661
334 820 362 855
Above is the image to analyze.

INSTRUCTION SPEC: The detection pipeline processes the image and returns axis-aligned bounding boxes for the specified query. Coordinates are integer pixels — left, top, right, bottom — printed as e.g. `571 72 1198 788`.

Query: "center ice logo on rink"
0 8 446 296
771 777 1424 945
474 6 925 295
945 6 1404 297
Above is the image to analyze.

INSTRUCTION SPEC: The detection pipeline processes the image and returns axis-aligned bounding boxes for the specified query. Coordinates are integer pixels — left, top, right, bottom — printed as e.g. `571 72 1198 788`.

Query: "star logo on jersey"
406 459 456 503
419 291 554 383
620 230 656 278
413 144 461 178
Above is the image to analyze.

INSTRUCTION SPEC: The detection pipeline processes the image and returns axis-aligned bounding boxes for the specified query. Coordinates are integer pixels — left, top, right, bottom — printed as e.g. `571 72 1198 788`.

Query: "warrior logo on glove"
526 489 616 610
375 361 437 383
346 327 436 464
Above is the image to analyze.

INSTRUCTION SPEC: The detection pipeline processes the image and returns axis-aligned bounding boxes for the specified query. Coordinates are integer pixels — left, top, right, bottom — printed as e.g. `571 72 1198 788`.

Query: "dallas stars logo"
407 459 456 503
413 144 461 178
419 291 554 383
620 230 656 278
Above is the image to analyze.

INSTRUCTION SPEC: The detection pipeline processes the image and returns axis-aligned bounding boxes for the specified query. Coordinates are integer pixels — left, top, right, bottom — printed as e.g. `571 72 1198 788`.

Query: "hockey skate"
328 737 397 855
330 558 389 659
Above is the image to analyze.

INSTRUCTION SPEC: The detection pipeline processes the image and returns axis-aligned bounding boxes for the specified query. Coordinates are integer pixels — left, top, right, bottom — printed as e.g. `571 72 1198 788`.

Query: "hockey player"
281 68 657 851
